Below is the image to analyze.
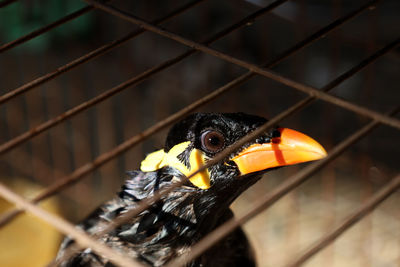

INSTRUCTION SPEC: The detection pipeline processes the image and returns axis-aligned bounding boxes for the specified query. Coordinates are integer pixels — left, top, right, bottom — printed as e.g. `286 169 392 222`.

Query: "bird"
56 112 327 267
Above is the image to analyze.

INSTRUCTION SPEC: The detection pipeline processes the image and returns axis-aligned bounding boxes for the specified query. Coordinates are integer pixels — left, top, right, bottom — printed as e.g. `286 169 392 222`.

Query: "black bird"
56 112 326 267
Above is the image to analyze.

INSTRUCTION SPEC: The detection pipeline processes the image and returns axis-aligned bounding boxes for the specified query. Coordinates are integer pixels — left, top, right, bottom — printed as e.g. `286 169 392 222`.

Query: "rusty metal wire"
0 181 145 267
0 0 398 266
0 0 283 155
167 104 400 267
0 0 204 105
0 0 378 231
287 171 400 267
0 0 288 226
164 46 400 267
0 2 205 157
0 5 94 54
84 0 400 131
39 8 398 262
98 35 400 238
48 28 400 266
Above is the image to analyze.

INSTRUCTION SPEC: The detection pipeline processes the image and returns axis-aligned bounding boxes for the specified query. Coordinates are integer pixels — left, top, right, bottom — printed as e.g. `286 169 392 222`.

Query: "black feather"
57 113 279 267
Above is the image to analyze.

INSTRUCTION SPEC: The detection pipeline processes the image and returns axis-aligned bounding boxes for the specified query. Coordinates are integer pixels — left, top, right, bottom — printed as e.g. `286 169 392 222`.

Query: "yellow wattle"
140 149 165 172
187 149 210 189
140 142 211 189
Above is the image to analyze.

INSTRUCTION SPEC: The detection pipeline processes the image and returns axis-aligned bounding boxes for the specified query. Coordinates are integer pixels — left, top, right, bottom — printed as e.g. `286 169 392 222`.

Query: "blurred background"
0 0 399 266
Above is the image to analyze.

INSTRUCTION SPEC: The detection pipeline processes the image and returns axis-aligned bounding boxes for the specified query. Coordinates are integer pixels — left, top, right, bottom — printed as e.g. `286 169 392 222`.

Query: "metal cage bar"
0 0 290 226
0 0 205 105
0 181 145 267
0 0 381 227
0 0 283 155
168 105 400 267
0 4 94 53
0 0 398 267
85 0 400 130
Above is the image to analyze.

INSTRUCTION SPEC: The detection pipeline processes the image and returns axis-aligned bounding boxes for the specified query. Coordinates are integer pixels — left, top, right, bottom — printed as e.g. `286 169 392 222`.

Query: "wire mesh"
0 0 399 266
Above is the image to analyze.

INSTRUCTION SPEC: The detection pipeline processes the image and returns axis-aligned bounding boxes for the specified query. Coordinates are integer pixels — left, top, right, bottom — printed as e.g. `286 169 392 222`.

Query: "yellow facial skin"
140 142 211 189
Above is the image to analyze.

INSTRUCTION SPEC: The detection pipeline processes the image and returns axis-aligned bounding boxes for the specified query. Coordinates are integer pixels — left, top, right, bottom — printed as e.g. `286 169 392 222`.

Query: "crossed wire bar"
0 0 398 266
0 0 289 226
0 1 382 225
75 37 400 267
54 31 400 267
85 0 400 130
0 0 207 105
0 0 380 227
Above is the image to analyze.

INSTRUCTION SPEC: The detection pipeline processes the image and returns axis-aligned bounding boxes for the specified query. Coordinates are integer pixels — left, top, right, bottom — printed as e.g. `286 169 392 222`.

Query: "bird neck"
121 169 262 245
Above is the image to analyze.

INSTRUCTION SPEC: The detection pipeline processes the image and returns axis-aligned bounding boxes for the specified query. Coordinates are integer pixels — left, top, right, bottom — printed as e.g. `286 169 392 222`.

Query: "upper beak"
232 128 327 175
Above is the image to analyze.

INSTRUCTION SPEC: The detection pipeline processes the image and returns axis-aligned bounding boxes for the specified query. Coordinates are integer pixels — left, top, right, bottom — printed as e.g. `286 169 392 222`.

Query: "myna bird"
56 112 327 267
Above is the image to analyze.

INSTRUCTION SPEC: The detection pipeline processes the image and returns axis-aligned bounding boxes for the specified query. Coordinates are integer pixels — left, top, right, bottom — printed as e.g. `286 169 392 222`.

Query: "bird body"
57 113 326 266
58 169 258 266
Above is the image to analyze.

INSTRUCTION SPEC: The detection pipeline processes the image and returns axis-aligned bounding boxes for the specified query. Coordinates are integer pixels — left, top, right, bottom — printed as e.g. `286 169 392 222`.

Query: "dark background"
0 0 399 266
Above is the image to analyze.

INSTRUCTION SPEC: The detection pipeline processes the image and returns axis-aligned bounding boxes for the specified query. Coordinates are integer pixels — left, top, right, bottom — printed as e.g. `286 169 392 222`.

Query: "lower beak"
232 128 327 175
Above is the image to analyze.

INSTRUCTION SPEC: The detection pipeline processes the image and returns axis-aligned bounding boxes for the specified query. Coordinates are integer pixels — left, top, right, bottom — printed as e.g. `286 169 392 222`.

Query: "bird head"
140 113 326 195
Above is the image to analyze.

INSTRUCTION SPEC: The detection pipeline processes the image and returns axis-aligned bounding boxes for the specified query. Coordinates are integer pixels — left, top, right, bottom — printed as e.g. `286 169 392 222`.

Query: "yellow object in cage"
0 178 61 267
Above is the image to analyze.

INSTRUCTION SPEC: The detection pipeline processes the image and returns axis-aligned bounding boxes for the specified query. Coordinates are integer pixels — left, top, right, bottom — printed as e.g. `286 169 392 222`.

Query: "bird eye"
201 130 225 153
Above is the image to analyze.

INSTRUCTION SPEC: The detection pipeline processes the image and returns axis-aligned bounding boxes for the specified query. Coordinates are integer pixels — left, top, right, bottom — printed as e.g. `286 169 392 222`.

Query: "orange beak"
232 128 327 175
